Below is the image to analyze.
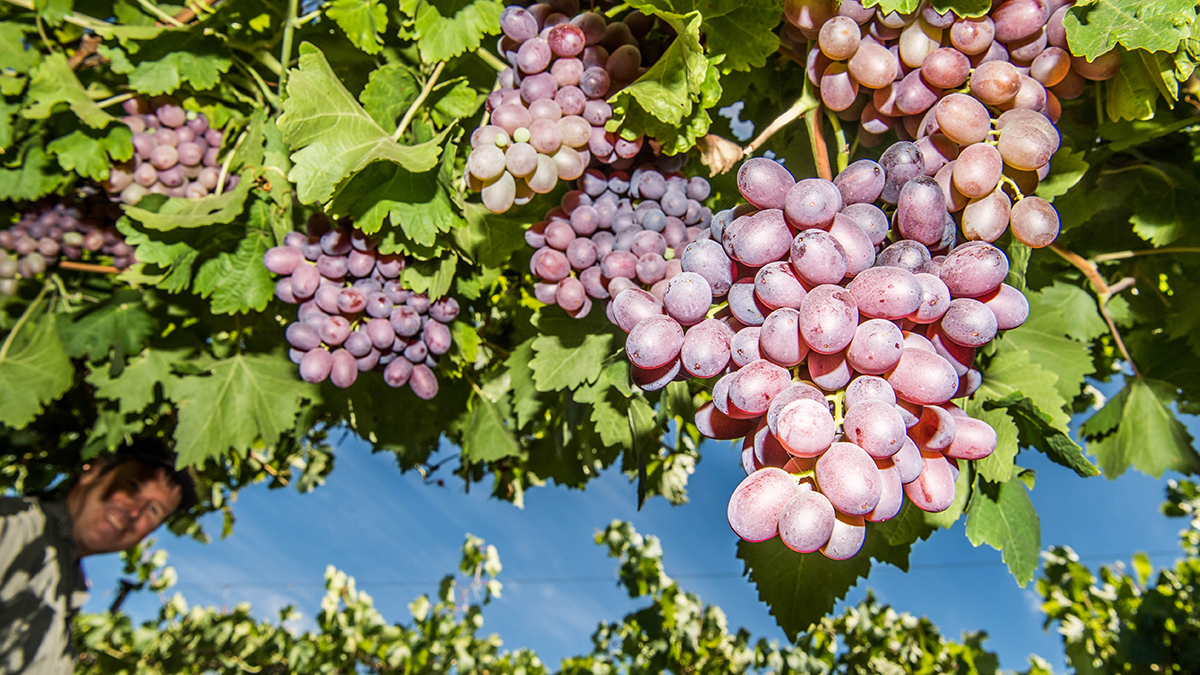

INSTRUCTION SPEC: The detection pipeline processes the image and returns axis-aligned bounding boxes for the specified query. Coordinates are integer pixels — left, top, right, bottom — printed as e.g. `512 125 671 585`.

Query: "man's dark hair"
90 438 198 514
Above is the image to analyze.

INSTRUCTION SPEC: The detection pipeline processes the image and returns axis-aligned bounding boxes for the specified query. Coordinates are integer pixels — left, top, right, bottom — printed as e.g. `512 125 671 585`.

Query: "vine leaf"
966 477 1041 587
630 0 781 72
0 301 72 429
108 31 233 95
165 353 314 468
1081 377 1200 479
23 53 114 128
327 0 389 55
123 176 253 230
360 64 419 129
1063 0 1195 60
528 312 618 392
87 348 187 415
967 399 1021 483
277 43 445 205
399 0 503 64
457 375 522 463
57 289 155 370
737 528 911 640
46 124 134 183
192 202 277 315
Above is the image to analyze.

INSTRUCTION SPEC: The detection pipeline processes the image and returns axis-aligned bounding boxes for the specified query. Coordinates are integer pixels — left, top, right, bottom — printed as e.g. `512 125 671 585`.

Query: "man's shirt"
0 497 89 675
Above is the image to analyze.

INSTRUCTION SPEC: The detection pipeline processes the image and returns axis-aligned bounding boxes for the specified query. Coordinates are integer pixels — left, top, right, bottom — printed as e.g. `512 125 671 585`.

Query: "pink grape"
737 158 796 210
799 284 858 354
695 402 758 440
728 359 792 415
939 298 998 347
727 468 802 542
904 450 957 512
612 288 664 332
299 348 333 383
865 464 903 522
808 349 852 391
847 266 924 320
264 246 305 275
775 399 836 458
790 229 848 286
821 512 866 560
979 283 1029 330
846 319 904 375
892 437 923 484
731 327 763 368
409 363 439 400
680 319 733 378
759 308 808 367
725 209 793 267
754 261 807 310
779 489 836 553
815 442 882 516
885 347 960 405
626 315 684 369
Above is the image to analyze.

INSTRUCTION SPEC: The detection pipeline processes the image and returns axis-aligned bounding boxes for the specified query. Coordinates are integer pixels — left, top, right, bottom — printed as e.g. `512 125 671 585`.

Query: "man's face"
69 463 183 557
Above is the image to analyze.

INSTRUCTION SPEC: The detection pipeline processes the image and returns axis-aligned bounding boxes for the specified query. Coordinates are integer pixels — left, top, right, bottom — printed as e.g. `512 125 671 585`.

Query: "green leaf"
454 204 527 269
34 0 73 26
57 289 155 368
327 160 460 247
1106 49 1166 122
165 352 313 468
528 311 618 392
191 202 277 314
982 393 1099 478
1081 377 1200 478
360 64 419 129
401 0 503 64
123 177 252 230
87 348 187 414
23 53 114 128
630 0 780 72
1021 282 1108 343
430 78 481 125
929 0 989 18
0 22 41 71
0 299 73 429
1125 163 1199 246
46 124 133 182
977 347 1072 431
994 323 1095 403
966 478 1041 587
1035 147 1089 202
0 139 69 201
606 10 721 155
1063 0 1195 60
967 399 1021 483
278 43 445 204
505 338 542 428
457 376 522 463
873 499 936 547
737 527 911 640
327 0 389 55
400 255 457 299
119 31 233 95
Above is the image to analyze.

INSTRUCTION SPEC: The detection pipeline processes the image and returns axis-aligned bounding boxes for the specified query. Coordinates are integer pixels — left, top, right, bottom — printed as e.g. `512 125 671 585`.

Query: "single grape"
727 468 802 543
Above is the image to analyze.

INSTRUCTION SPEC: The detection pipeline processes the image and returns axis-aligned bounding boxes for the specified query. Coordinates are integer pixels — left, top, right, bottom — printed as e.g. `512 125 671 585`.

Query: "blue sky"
82 381 1191 672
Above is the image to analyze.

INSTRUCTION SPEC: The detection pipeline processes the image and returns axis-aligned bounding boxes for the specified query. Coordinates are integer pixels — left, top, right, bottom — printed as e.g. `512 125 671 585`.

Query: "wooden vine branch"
1049 243 1140 378
58 261 120 274
805 107 832 181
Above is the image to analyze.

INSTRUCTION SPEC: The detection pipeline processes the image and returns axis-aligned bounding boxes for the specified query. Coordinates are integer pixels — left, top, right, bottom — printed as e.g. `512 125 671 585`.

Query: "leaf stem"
1049 243 1139 378
393 61 446 142
137 0 185 26
476 48 507 73
277 0 300 94
231 55 280 107
95 92 137 110
824 108 849 175
216 129 247 194
741 93 818 158
1092 247 1200 263
0 280 52 364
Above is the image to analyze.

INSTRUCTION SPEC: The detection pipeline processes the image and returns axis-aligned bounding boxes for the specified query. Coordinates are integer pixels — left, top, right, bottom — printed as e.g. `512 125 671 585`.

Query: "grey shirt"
0 497 89 675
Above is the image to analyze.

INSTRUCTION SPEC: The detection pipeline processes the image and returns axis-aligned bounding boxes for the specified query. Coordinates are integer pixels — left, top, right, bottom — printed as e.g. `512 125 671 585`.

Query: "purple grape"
299 349 333 383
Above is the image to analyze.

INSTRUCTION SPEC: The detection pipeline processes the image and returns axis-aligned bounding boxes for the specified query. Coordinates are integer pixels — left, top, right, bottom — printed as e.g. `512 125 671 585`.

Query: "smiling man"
0 439 196 674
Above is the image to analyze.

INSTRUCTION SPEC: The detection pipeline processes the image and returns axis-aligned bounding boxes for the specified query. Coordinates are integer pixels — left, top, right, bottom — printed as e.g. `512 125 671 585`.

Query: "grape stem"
823 109 849 175
1049 243 1140 378
998 174 1025 201
806 106 832 181
231 55 279 108
393 61 446 142
1092 247 1200 263
58 261 120 274
136 0 185 27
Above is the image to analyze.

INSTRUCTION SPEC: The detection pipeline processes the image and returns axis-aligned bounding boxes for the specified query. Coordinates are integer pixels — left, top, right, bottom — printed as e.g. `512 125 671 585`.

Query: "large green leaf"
23 53 114 128
630 0 780 72
0 139 68 201
966 478 1041 587
86 348 188 414
967 399 1021 483
122 177 253 231
112 30 233 95
277 43 445 204
191 204 277 315
1021 282 1108 344
737 528 911 640
456 374 522 463
46 124 133 182
1081 377 1200 478
165 352 314 467
0 298 73 429
993 325 1094 404
528 312 619 392
327 0 389 55
359 64 419 129
982 394 1099 478
1064 0 1195 60
400 0 503 64
976 348 1072 431
57 289 155 368
454 204 527 270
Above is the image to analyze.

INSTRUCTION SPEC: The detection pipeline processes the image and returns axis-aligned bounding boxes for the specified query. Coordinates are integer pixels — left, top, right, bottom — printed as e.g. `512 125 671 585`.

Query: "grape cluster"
263 216 458 399
612 139 1061 560
526 157 713 330
104 97 234 205
782 0 1113 155
468 0 668 213
0 197 131 295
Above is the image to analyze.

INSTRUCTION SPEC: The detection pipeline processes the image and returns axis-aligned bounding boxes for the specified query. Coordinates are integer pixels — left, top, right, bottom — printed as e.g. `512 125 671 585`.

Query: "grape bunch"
468 0 668 213
0 197 131 295
104 97 234 205
262 216 459 400
781 0 1115 154
526 156 714 333
611 141 1061 560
